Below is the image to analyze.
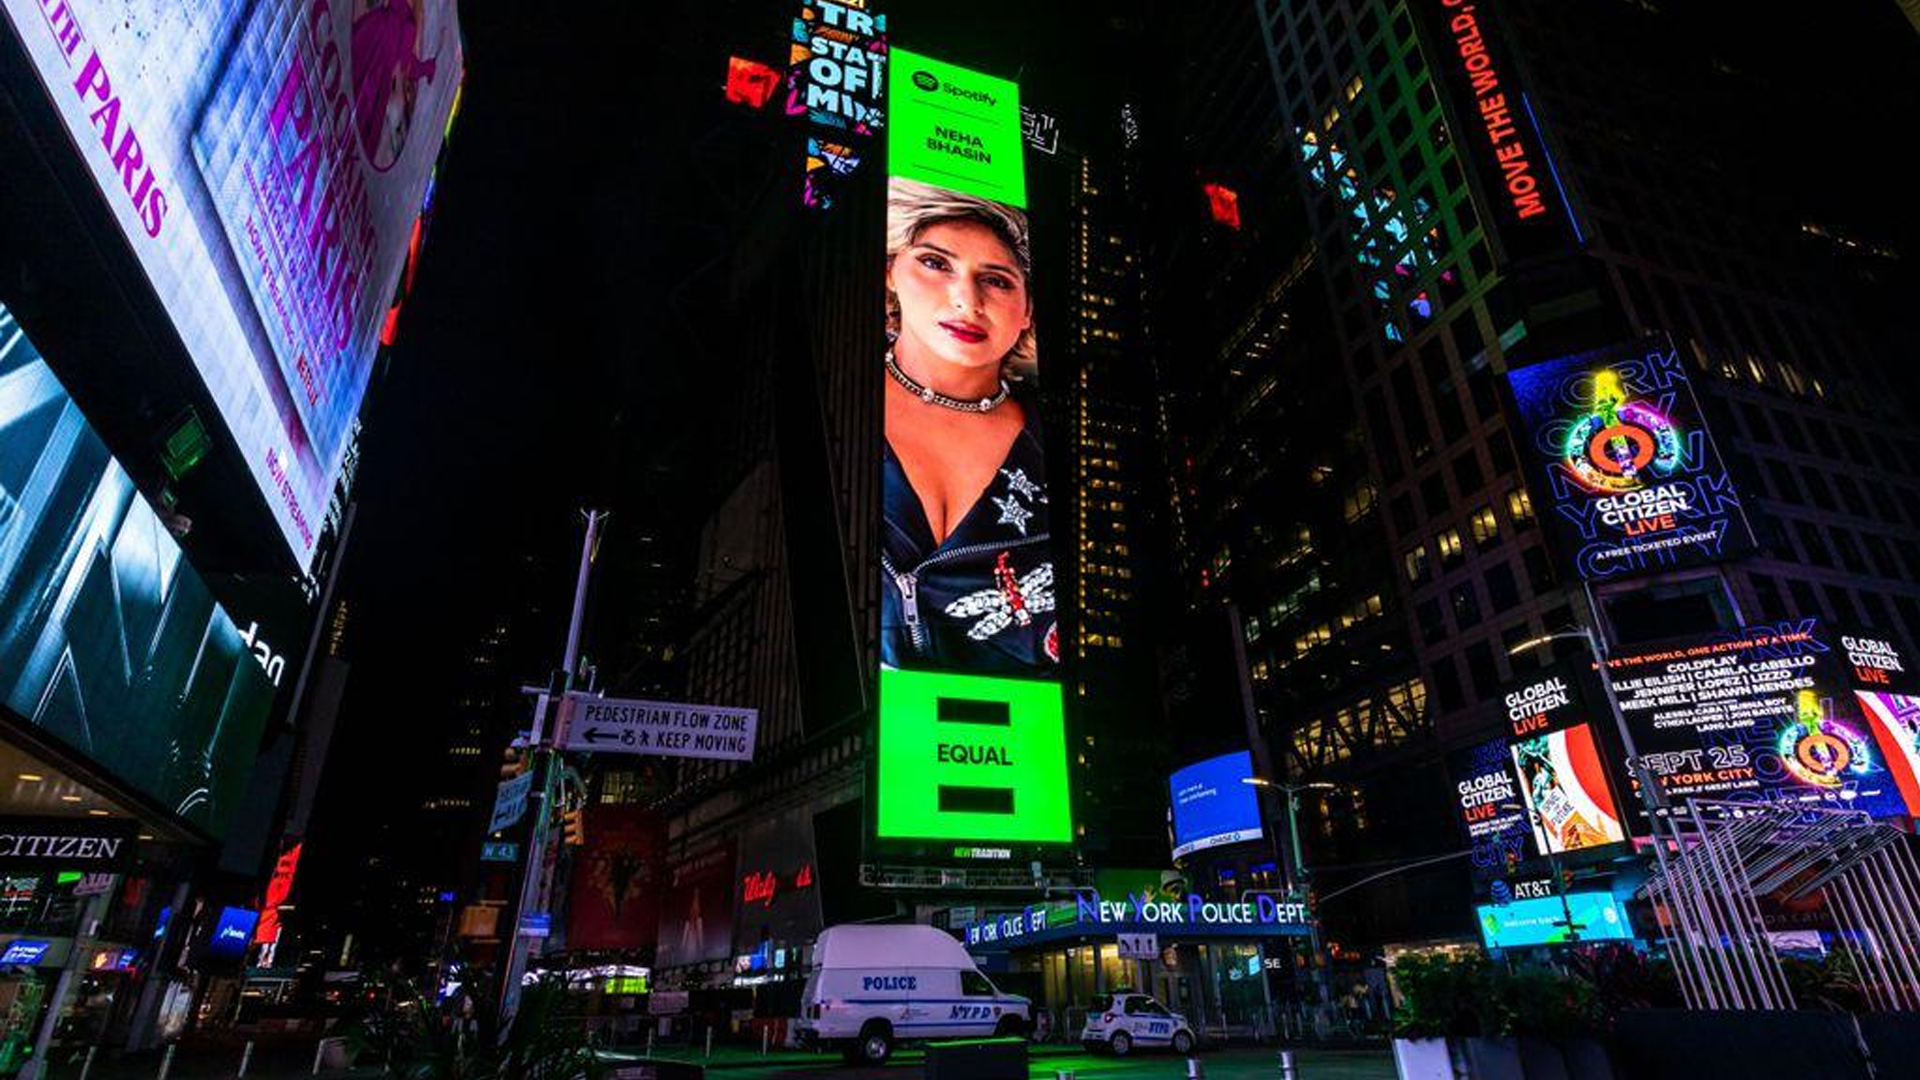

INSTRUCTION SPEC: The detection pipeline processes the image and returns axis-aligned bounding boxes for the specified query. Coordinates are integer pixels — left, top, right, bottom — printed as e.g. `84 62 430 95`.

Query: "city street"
618 1045 1394 1079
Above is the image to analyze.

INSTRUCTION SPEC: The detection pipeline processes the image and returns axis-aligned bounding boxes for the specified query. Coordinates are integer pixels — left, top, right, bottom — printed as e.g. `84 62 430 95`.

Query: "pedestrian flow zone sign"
560 693 757 761
490 772 533 833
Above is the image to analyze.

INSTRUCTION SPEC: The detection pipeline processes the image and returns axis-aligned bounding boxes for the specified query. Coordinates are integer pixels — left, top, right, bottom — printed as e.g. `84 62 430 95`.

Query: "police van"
1081 992 1197 1055
794 925 1031 1064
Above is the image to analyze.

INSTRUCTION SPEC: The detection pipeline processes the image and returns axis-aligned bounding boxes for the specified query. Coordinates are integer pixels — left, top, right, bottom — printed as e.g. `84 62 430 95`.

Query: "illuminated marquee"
1438 0 1546 222
786 0 887 208
960 891 1312 947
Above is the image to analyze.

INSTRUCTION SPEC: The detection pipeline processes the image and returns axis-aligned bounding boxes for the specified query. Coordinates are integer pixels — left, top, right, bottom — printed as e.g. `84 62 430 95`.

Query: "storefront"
957 891 1314 1037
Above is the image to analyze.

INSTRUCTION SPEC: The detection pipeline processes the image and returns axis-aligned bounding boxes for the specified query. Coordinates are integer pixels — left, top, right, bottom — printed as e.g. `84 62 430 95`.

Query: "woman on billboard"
881 178 1056 675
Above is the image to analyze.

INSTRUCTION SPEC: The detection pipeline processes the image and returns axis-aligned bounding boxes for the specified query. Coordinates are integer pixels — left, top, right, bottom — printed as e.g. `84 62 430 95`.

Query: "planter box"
1517 1036 1615 1080
1461 1037 1523 1080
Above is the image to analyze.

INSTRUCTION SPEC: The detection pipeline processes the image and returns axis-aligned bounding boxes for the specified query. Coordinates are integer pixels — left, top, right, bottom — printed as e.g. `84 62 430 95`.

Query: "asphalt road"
625 1044 1395 1079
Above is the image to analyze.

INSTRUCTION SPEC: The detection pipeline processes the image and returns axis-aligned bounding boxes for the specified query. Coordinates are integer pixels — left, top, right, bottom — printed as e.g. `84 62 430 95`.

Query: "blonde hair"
885 177 1038 377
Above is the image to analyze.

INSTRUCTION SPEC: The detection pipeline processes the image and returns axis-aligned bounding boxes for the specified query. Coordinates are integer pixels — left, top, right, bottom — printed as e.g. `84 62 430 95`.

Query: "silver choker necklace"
886 350 1010 413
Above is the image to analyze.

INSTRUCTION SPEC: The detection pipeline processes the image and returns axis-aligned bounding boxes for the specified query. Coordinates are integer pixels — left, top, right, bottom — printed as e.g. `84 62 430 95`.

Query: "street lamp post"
1499 800 1580 944
1244 776 1337 1011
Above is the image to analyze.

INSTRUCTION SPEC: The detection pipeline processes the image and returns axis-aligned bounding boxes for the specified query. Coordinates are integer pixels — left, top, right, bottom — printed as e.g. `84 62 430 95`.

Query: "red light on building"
725 56 781 109
252 842 304 946
1203 183 1242 230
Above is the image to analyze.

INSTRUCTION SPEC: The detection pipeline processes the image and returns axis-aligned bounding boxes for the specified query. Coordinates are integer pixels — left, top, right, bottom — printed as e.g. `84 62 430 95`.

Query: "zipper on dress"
883 555 928 653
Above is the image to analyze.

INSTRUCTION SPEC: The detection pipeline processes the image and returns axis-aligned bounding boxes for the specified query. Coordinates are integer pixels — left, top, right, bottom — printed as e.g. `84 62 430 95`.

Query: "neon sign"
740 864 814 908
1436 0 1548 222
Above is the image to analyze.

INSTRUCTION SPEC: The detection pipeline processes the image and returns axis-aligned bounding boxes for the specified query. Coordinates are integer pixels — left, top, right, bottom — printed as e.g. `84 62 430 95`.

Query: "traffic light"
500 738 529 781
561 803 586 847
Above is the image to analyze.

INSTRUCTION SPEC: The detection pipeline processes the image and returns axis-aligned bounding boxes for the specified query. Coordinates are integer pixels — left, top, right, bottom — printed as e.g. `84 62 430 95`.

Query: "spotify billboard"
873 49 1069 850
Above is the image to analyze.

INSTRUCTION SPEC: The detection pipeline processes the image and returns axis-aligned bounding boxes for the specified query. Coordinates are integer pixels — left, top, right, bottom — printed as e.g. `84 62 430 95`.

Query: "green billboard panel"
877 668 1069 842
886 48 1025 206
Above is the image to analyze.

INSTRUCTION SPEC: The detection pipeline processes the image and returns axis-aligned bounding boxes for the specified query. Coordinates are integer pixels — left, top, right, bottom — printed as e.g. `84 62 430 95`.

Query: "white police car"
1081 992 1196 1056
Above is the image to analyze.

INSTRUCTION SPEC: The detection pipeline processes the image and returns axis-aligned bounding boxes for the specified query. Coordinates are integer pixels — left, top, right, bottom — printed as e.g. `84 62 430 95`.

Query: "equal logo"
875 668 1069 842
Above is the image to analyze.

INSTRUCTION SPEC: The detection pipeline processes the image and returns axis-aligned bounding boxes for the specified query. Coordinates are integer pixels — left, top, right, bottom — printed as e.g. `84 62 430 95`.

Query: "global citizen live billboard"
1609 620 1920 819
1169 751 1265 860
874 49 1068 849
1449 667 1626 881
1 0 463 568
1506 342 1755 580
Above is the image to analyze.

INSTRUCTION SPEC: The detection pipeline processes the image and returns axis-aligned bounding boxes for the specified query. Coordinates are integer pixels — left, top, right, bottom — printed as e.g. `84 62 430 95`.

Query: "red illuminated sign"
1202 183 1242 230
725 56 781 109
252 842 303 945
740 864 814 908
1438 0 1547 222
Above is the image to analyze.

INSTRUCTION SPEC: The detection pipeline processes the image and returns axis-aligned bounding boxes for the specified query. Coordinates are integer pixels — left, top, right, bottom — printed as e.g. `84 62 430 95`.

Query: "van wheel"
994 1016 1025 1038
1109 1030 1132 1056
854 1022 894 1065
1172 1029 1194 1054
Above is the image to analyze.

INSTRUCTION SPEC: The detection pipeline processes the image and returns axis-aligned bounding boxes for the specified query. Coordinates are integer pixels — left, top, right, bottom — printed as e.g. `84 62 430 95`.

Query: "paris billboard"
1 0 463 568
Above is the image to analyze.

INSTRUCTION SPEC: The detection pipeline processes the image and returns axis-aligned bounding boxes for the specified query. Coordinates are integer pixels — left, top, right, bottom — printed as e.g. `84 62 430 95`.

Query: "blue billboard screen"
1477 892 1633 948
1169 751 1265 859
0 304 274 837
208 907 259 959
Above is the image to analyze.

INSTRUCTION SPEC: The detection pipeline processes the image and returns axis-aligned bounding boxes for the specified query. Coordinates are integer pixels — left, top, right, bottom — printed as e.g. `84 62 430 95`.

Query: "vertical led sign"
875 49 1068 846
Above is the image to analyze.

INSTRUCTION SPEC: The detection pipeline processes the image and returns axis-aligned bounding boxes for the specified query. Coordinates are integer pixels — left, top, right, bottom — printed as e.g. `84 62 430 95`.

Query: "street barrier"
1278 1048 1297 1079
923 1037 1026 1080
1614 1010 1868 1080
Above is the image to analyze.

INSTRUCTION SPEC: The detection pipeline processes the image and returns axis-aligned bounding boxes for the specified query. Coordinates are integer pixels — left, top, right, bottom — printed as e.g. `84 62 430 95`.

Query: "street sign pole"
494 509 606 1033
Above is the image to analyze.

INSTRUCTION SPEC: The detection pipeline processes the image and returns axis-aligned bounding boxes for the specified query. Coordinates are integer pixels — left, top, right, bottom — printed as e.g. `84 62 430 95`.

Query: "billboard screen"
874 49 1068 848
653 841 734 969
1477 892 1633 949
1 0 463 567
0 304 274 837
1169 751 1264 860
787 0 885 208
1449 669 1627 884
566 806 663 952
1506 342 1754 580
1611 620 1907 817
1511 722 1626 854
207 906 259 959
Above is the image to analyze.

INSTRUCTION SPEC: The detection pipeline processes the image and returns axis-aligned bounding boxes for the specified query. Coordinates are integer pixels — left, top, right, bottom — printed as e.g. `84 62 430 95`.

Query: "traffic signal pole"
494 509 607 1031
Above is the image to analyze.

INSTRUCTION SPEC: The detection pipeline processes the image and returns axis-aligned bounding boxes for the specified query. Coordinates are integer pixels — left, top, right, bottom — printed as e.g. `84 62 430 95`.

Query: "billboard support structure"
1638 801 1920 1012
493 509 607 1032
